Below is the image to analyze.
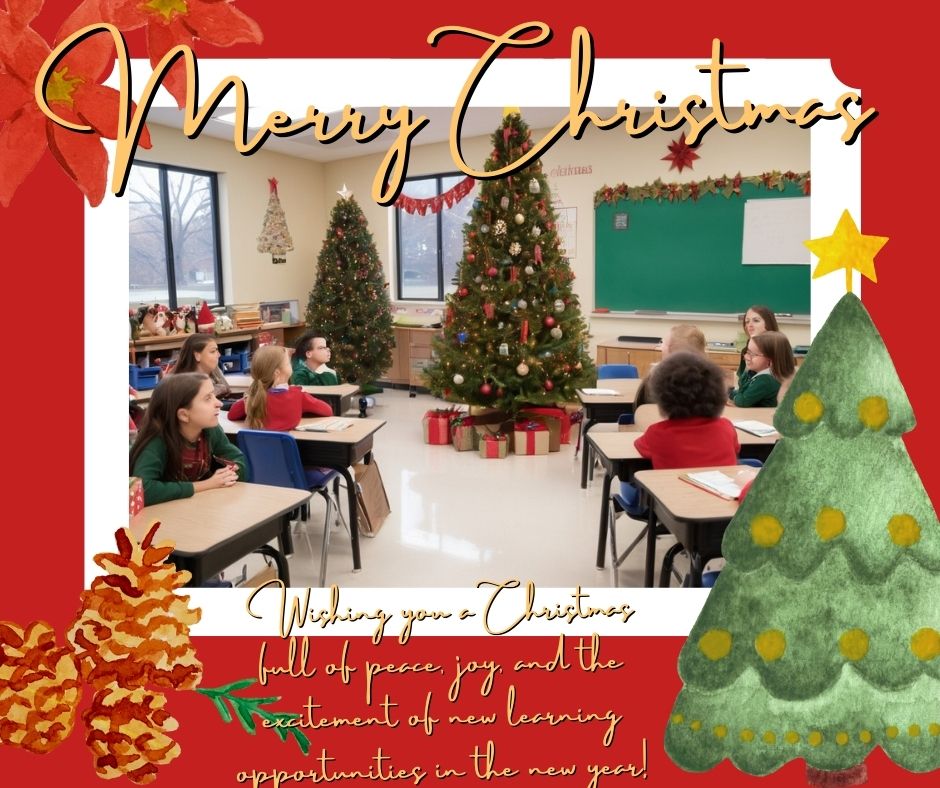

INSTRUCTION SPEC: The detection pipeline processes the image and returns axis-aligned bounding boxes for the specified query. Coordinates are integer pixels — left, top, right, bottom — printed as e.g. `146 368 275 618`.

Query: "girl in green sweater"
730 331 795 407
130 372 246 505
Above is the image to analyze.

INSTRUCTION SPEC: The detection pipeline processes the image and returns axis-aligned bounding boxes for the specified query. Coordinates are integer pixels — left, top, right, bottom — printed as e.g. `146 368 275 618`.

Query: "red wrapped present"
129 477 144 517
513 419 549 455
479 433 508 458
451 414 478 451
520 405 571 445
423 408 461 445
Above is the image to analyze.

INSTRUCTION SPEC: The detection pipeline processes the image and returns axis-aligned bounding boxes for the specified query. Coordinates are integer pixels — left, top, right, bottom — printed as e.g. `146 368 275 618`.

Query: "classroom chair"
597 363 639 379
236 430 346 588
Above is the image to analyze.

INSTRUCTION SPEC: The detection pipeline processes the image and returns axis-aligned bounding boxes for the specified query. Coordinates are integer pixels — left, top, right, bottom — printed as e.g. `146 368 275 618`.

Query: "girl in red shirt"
228 346 332 430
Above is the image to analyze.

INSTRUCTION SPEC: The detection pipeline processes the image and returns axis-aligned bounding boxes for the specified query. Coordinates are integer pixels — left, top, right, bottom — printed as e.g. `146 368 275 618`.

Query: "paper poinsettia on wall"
665 213 939 786
257 178 294 264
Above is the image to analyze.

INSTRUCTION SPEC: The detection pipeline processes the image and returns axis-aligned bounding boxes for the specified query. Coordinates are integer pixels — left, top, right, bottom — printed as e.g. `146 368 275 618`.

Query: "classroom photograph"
126 104 812 590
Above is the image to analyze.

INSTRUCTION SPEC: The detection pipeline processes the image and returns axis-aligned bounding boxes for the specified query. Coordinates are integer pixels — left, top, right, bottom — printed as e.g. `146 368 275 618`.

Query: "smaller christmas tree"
257 178 294 264
303 186 394 386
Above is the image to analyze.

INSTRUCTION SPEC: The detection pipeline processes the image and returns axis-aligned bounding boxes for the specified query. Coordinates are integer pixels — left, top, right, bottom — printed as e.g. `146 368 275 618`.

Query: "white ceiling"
145 106 588 162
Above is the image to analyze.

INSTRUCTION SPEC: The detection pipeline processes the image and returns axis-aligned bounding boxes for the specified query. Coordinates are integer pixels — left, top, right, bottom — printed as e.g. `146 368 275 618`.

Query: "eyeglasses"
743 349 765 358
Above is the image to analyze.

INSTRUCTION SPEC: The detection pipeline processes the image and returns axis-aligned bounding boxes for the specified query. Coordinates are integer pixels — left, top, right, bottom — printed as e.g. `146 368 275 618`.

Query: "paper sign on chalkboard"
742 196 811 265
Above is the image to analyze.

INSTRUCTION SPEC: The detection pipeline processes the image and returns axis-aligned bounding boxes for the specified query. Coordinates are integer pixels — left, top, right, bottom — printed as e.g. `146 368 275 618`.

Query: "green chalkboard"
594 183 810 314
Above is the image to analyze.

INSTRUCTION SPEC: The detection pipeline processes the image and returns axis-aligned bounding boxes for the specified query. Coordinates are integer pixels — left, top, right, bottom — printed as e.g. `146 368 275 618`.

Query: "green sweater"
732 371 781 407
291 360 339 386
131 426 246 505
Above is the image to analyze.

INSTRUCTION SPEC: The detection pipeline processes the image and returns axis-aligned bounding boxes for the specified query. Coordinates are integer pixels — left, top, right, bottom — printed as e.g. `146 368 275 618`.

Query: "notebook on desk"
680 471 743 500
580 388 620 396
733 420 778 437
297 419 353 432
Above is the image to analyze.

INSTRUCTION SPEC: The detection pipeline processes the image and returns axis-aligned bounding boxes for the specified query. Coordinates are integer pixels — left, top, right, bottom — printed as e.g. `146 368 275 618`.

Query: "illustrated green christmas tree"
304 186 394 386
424 110 594 413
665 212 939 786
257 177 293 264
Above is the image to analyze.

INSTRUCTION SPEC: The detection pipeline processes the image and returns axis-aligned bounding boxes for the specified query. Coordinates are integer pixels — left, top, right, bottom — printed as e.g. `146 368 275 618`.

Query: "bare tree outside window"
129 163 222 307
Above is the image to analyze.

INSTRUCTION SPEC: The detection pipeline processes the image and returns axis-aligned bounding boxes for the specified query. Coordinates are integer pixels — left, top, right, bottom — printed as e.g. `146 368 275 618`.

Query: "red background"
2 2 936 785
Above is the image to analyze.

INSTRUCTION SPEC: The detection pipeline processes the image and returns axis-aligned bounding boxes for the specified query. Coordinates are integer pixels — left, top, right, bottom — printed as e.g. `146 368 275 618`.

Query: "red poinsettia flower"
0 0 152 206
104 0 262 108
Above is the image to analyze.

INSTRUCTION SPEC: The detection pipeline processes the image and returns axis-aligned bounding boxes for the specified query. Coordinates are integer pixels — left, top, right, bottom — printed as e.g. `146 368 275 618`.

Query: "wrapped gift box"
423 408 461 445
520 405 571 445
451 414 478 451
129 477 144 517
513 420 550 455
479 433 508 459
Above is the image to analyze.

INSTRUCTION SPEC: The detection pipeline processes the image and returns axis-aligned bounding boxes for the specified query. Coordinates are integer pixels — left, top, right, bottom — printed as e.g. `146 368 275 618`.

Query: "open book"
579 387 620 396
733 420 778 437
297 419 352 432
680 471 743 500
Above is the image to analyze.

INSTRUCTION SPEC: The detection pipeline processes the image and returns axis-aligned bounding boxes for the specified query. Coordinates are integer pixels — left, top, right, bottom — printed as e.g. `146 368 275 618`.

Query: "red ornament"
544 380 554 391
458 287 469 298
520 320 529 343
336 227 344 237
496 388 505 397
487 266 498 277
467 253 476 263
469 231 477 239
483 303 495 320
661 132 700 173
480 382 493 396
544 316 556 328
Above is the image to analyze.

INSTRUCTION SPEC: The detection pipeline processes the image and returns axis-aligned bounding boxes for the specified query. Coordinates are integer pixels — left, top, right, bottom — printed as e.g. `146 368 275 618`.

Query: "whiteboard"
741 196 811 264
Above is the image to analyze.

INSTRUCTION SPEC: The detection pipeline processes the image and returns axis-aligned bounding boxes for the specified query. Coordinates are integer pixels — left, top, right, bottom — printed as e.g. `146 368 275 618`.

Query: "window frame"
128 161 224 309
394 170 472 302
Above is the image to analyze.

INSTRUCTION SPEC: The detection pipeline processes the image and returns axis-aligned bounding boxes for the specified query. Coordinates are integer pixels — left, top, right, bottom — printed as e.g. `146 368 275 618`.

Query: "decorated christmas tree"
424 110 594 413
665 212 939 786
257 178 293 264
304 186 394 385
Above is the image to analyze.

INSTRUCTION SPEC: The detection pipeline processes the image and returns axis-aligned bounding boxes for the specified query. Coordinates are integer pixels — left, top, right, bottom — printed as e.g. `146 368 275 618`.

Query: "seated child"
172 333 233 401
291 331 339 385
634 324 706 408
635 352 740 467
229 345 332 429
730 330 795 408
620 353 739 510
130 372 246 506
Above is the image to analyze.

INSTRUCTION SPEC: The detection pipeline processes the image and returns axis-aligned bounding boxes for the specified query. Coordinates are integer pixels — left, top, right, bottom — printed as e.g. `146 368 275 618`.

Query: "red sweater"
634 417 740 469
228 386 332 430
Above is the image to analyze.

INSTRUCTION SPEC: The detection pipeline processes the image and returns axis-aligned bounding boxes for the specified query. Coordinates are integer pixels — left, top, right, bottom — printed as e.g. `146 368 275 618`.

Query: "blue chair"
598 364 639 379
236 430 344 588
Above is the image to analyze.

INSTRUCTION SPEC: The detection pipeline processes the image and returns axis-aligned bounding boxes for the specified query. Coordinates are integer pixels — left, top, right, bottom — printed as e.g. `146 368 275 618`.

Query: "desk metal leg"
644 507 657 587
580 418 597 489
337 466 362 571
255 544 291 586
688 553 704 588
595 470 613 568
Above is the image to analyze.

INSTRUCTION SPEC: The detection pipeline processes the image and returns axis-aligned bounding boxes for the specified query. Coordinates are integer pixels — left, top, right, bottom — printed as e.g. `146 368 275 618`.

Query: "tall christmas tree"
304 186 394 385
257 177 293 264
665 212 938 786
424 110 594 413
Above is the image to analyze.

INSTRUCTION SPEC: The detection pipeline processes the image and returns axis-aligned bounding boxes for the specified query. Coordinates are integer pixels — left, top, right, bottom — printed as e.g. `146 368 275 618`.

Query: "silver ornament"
474 275 483 283
516 362 529 376
531 226 542 237
517 299 527 309
524 265 535 275
554 299 565 312
528 178 540 194
498 343 509 356
480 224 490 234
453 373 464 385
500 196 510 209
514 213 525 225
550 327 563 339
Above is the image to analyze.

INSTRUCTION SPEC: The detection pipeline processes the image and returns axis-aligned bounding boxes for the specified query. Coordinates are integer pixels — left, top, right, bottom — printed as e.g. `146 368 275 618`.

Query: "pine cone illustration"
84 685 180 784
68 525 203 691
0 620 82 753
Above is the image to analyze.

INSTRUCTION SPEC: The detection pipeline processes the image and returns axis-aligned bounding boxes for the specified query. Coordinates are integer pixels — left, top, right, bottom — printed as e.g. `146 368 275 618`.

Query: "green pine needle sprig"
197 678 310 755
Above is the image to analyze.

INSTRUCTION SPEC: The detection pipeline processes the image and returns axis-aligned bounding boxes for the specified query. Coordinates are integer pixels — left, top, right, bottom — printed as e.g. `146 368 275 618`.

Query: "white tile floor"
237 387 683 589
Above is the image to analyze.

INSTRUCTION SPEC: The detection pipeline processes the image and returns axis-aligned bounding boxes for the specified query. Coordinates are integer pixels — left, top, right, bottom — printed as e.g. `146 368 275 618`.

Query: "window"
395 173 478 301
128 162 223 307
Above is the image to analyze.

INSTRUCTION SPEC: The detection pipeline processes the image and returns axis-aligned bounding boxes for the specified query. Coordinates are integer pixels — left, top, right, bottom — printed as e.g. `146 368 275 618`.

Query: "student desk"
129 483 310 586
218 414 386 572
633 466 745 588
587 429 779 580
633 405 778 435
222 376 360 417
576 378 643 489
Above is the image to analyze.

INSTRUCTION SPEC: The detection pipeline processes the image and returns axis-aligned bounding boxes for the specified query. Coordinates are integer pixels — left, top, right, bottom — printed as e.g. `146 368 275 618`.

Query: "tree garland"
594 170 810 207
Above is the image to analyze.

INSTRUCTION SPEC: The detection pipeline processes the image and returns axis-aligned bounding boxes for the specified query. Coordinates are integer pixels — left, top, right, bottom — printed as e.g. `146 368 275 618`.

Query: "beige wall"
137 125 327 307
142 114 811 350
325 117 811 349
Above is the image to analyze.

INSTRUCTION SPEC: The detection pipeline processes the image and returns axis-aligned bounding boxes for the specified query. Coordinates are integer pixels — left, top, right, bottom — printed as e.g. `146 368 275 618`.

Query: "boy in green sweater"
291 331 340 386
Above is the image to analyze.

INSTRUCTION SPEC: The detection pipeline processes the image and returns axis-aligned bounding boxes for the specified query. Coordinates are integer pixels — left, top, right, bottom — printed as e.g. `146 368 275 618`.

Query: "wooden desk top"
634 405 778 443
130 483 310 555
222 376 358 397
218 413 386 444
577 378 643 404
589 423 776 461
633 466 746 521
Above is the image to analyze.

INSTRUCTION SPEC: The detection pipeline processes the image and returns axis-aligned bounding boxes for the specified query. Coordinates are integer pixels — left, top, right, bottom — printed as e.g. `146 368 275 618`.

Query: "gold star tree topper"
804 209 888 293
